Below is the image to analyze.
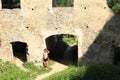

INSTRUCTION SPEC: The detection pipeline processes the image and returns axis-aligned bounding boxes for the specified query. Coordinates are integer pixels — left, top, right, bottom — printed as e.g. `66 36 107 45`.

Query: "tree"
107 0 120 12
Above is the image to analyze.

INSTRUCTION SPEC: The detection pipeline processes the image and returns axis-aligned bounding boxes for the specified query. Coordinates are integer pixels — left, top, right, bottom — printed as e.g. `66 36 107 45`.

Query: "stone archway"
45 34 78 65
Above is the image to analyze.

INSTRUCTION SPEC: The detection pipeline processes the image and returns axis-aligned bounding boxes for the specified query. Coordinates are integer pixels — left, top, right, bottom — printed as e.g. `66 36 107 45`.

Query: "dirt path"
35 62 68 80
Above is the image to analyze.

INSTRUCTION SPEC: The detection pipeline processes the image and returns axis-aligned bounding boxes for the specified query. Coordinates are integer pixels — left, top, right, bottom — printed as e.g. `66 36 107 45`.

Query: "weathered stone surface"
0 0 119 65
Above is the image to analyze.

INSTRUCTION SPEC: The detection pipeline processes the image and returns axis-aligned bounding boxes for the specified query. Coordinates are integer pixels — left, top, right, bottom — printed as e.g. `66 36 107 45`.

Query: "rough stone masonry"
0 0 119 65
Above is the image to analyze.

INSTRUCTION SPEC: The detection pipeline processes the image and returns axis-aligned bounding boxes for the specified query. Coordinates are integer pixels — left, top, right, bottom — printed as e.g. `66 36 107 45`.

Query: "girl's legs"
46 61 49 68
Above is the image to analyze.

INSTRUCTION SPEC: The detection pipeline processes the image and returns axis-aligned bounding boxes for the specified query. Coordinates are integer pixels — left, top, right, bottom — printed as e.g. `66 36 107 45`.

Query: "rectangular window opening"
2 0 21 9
52 0 74 7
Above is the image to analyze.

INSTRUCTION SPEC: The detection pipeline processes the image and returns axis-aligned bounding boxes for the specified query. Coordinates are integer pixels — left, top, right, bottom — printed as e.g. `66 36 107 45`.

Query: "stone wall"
0 0 119 65
73 0 115 64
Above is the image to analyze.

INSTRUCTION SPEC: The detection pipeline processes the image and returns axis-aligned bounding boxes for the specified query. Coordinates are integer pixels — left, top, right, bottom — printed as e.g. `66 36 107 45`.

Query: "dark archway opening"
45 34 78 66
111 40 120 65
11 41 28 62
114 46 120 65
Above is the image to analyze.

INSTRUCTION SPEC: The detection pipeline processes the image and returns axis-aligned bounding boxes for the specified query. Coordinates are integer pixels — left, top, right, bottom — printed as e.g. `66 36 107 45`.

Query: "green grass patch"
0 61 32 80
23 62 52 75
43 66 86 80
0 59 52 80
49 59 55 66
43 64 120 80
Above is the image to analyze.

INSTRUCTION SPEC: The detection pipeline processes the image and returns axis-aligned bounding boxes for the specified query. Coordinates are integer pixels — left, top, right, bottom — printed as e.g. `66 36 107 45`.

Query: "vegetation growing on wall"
107 0 120 12
53 0 73 7
62 34 78 46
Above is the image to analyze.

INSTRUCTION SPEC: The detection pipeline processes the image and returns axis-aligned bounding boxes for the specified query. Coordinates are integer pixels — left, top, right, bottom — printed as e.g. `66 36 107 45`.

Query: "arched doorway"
45 34 78 65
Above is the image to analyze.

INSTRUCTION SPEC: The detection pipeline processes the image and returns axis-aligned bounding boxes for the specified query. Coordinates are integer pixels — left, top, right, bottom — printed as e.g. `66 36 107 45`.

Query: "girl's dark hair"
44 48 48 52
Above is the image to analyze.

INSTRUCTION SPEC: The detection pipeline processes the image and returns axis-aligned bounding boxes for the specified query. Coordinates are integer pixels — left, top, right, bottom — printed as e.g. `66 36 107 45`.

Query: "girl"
43 48 49 68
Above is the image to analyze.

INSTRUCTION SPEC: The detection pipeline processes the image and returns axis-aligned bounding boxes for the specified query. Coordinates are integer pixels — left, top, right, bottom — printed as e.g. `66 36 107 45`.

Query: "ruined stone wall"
74 0 117 64
0 0 50 63
0 0 118 65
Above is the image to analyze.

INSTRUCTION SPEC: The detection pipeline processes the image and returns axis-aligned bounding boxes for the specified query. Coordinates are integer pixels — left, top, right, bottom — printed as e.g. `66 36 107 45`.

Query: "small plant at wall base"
107 0 120 12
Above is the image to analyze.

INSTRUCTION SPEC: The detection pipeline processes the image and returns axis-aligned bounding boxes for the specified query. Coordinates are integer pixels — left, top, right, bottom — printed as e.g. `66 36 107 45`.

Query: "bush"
62 34 78 46
107 0 120 12
0 61 31 80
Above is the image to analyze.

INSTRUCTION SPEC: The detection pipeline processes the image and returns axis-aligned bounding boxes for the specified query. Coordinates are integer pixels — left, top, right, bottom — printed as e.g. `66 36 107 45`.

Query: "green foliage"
83 64 120 80
44 64 120 80
43 65 87 80
23 62 52 75
56 0 73 7
62 34 78 46
0 59 2 62
0 61 31 80
0 60 52 80
107 0 120 12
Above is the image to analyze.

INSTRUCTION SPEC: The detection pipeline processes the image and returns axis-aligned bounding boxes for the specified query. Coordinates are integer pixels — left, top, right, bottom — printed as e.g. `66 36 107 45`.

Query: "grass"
23 62 52 75
49 59 55 66
43 64 120 80
0 61 31 80
0 59 53 80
